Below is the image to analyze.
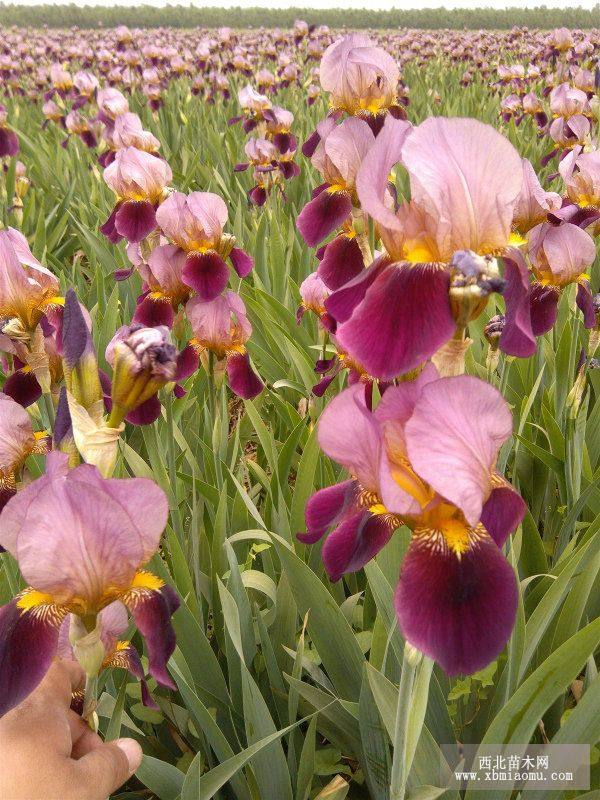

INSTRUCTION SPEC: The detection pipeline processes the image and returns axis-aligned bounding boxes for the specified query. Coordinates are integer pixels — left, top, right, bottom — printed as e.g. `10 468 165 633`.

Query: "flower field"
0 21 600 800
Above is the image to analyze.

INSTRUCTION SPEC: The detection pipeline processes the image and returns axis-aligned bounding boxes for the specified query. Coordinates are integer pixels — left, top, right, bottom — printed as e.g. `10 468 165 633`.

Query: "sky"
9 0 600 8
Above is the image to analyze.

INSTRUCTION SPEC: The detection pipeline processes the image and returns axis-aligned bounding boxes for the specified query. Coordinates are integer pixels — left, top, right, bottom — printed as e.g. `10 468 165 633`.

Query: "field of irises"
0 20 600 800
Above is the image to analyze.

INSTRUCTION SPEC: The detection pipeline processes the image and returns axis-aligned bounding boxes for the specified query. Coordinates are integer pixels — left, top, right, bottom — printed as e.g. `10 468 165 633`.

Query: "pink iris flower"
153 191 253 301
327 115 522 380
185 290 263 399
0 452 179 717
0 394 47 512
299 367 524 675
296 117 375 286
0 227 60 331
319 34 400 121
101 146 172 244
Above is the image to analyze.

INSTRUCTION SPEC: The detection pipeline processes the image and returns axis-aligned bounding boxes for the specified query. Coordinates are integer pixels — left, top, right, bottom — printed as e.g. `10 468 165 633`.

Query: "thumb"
74 737 142 799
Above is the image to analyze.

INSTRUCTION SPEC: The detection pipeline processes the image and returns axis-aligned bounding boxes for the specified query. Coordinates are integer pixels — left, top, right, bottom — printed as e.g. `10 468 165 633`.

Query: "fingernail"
115 738 143 772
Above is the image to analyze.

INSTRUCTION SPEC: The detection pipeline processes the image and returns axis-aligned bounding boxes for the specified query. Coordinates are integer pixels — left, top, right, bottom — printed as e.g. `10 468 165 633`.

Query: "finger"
68 710 103 757
35 659 86 709
73 738 142 799
71 726 104 760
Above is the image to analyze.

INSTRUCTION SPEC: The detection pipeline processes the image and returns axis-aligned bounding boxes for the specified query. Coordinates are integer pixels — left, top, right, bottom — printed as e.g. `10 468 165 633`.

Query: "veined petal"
500 249 536 358
395 528 518 675
182 252 229 301
121 573 180 689
0 594 67 717
226 351 263 399
335 262 454 381
318 383 381 492
299 479 359 543
405 376 513 526
296 190 352 247
317 235 365 290
105 641 158 710
480 479 526 547
114 200 157 244
322 510 395 582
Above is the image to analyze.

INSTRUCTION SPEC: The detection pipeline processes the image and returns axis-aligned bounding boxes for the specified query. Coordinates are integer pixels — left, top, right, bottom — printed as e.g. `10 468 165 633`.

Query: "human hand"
0 659 143 800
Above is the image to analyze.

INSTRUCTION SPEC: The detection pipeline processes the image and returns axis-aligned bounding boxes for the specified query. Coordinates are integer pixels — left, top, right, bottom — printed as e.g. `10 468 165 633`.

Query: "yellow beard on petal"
130 571 164 591
411 503 483 559
16 589 56 611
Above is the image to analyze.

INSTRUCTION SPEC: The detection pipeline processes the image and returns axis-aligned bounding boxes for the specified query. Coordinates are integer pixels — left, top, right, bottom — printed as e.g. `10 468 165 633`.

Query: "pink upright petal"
405 376 513 525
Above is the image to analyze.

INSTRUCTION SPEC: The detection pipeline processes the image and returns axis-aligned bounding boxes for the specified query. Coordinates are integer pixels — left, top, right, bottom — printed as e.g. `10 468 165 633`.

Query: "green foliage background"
0 4 599 30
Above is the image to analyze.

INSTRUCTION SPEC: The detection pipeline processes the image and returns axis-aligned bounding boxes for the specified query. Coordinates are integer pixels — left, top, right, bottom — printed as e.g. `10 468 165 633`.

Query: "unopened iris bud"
485 314 506 347
588 294 600 357
567 349 588 420
108 324 177 426
54 386 80 467
484 314 506 372
62 289 103 412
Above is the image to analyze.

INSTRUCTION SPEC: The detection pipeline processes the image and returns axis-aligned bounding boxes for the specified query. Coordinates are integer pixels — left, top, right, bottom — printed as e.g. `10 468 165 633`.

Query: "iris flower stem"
164 390 184 541
82 674 98 730
207 352 217 422
390 646 419 800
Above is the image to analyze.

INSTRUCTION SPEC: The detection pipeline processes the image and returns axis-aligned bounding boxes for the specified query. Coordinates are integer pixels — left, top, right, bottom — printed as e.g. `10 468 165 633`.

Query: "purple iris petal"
322 511 395 582
530 282 559 336
325 257 388 323
335 263 454 381
182 252 229 301
500 252 536 358
481 484 527 547
100 203 123 244
226 351 263 399
576 282 596 329
229 247 254 278
2 370 42 408
318 235 365 291
123 583 180 690
175 344 199 381
133 294 175 328
395 532 518 676
302 129 321 158
299 479 358 544
0 598 65 717
0 128 19 157
126 394 162 426
296 190 353 248
114 200 157 244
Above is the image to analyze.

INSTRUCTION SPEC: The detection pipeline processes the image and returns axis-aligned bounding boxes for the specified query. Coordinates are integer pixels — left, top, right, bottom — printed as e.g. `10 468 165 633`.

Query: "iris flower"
101 146 172 244
299 368 524 675
154 190 253 300
0 452 179 717
0 394 47 512
0 228 61 333
327 115 522 380
297 117 375 286
185 290 263 399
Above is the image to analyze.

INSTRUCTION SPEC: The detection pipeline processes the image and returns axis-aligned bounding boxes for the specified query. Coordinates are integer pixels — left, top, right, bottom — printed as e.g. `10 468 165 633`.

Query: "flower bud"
108 324 177 426
588 294 600 357
484 314 506 372
62 289 103 412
